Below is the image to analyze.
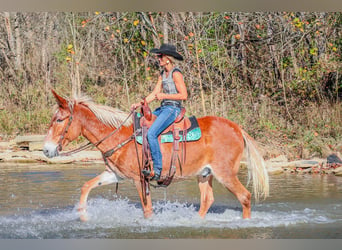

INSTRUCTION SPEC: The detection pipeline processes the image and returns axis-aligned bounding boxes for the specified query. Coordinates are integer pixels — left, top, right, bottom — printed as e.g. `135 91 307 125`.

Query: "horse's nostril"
43 142 59 158
43 149 48 156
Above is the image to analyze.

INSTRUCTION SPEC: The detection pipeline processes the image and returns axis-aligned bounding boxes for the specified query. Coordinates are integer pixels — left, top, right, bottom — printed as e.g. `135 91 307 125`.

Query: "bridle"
55 101 137 156
53 101 155 201
53 101 144 196
57 103 74 152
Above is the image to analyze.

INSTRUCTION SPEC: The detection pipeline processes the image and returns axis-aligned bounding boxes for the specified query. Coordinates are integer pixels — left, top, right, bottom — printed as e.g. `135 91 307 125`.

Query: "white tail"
241 130 269 201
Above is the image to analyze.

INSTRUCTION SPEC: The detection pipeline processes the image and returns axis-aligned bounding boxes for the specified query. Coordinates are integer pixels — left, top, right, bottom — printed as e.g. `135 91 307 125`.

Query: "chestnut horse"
43 90 269 221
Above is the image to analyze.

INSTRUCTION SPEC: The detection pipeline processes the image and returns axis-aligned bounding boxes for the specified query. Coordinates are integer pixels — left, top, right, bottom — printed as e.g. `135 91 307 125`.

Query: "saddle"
134 110 201 144
140 107 190 133
133 102 201 187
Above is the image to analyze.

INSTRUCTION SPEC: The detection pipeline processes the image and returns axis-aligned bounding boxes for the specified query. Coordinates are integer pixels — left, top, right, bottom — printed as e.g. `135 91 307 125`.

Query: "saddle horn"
141 98 152 121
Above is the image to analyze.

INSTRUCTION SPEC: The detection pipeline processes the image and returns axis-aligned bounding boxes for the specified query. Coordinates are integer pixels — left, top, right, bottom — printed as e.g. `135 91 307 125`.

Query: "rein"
57 104 74 152
56 103 140 197
58 105 135 157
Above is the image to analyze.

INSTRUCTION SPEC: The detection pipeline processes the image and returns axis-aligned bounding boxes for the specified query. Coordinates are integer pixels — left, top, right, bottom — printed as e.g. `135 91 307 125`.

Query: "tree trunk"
4 12 15 61
42 12 52 97
237 15 248 84
68 13 81 97
190 12 206 115
163 13 168 44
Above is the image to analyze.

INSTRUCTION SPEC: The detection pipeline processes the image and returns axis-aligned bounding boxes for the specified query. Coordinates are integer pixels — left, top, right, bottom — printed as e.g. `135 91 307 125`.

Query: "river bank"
0 134 341 177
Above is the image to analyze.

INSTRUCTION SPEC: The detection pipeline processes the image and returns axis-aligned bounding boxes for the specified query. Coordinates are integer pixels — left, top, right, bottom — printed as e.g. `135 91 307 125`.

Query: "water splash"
0 198 338 239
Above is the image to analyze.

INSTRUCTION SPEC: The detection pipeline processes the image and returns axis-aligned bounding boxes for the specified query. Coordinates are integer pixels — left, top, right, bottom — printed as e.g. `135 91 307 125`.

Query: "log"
12 135 45 149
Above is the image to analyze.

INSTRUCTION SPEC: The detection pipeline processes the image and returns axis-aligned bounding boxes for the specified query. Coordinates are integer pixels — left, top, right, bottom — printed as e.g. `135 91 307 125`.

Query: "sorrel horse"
43 89 269 221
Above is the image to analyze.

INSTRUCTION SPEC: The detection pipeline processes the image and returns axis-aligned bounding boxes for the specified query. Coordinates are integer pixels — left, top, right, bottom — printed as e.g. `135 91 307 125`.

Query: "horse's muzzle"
43 142 59 158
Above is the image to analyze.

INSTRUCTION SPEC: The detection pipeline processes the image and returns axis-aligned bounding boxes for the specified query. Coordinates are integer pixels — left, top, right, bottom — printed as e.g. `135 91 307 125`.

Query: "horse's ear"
51 89 68 109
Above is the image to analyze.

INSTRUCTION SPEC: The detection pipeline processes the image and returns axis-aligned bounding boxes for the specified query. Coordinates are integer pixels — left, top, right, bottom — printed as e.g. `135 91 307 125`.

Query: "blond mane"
72 95 132 127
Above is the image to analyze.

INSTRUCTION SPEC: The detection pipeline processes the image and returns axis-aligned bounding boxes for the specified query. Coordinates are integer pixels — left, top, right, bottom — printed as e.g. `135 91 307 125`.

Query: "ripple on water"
0 198 339 238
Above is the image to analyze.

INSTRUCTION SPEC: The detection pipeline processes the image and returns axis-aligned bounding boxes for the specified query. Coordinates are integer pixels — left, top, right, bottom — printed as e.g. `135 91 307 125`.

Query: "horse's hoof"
198 211 206 219
144 211 153 218
78 207 89 222
80 213 89 222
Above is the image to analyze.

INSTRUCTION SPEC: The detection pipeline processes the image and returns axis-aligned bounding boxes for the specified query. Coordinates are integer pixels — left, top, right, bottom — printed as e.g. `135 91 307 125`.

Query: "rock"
265 158 327 174
266 155 290 170
266 161 291 169
302 168 312 174
268 155 288 163
45 156 76 164
333 166 342 176
0 150 103 164
0 141 10 150
0 151 39 163
13 135 45 143
42 151 103 164
323 169 334 175
327 154 342 164
29 141 44 151
11 135 45 149
267 166 284 175
293 160 320 169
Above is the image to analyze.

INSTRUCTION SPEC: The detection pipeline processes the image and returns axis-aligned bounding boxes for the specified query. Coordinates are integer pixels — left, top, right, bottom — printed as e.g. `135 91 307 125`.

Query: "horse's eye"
56 119 64 123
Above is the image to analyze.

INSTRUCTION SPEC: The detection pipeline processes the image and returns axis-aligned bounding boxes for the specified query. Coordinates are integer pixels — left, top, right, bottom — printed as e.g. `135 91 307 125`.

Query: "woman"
131 43 188 181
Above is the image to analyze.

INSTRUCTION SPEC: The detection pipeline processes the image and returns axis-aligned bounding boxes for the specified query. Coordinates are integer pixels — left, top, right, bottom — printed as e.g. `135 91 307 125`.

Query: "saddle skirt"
133 112 201 144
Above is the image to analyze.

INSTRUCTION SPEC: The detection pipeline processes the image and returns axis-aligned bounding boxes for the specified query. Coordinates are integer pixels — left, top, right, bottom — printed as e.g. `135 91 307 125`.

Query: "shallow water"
0 162 342 239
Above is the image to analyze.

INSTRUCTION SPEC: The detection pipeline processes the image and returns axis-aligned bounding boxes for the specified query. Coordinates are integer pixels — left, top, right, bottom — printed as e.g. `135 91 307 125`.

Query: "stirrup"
151 173 160 181
142 169 154 178
142 169 161 181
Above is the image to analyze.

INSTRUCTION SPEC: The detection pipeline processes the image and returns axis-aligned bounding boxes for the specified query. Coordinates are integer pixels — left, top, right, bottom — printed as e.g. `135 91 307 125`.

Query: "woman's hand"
155 93 166 100
131 101 143 111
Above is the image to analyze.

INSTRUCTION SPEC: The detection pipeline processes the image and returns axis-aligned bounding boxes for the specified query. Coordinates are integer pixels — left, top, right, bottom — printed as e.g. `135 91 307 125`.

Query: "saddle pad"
134 113 201 144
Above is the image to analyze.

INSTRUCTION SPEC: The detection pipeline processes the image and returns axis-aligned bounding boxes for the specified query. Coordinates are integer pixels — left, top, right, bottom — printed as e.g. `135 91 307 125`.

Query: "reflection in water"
1 162 342 239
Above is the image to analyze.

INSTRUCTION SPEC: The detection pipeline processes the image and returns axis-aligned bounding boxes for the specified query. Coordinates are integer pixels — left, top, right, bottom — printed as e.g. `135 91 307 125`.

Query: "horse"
43 89 269 221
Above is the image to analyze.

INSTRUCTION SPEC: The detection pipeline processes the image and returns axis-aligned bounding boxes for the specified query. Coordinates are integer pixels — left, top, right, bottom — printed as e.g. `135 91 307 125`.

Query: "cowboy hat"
150 43 183 61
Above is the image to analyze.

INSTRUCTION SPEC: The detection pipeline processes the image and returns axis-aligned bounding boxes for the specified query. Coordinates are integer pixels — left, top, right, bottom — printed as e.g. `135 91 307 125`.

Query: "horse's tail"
241 129 269 202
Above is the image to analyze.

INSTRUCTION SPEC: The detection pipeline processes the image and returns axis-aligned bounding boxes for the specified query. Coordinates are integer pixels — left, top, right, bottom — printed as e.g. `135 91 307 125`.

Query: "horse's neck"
74 108 107 146
75 105 139 178
77 108 131 152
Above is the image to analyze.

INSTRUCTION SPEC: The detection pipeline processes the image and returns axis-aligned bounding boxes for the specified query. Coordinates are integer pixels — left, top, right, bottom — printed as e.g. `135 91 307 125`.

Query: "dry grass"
1 82 341 160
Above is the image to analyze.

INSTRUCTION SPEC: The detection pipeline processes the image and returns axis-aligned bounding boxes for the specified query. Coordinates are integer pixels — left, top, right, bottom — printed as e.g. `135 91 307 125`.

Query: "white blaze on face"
45 127 54 138
43 109 61 158
43 141 59 158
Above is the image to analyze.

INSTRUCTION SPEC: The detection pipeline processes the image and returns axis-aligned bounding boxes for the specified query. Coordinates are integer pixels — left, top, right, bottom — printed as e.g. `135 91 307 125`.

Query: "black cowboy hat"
150 43 183 61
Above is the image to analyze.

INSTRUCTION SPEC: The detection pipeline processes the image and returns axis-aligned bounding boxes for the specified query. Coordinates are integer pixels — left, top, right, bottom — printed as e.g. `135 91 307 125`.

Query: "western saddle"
138 101 189 187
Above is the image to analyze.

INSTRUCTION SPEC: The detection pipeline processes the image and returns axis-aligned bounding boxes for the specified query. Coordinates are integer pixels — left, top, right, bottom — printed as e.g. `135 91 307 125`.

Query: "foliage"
0 12 341 158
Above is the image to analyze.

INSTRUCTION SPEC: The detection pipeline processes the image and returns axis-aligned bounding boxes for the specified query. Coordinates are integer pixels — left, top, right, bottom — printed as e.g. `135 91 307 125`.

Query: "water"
1 162 342 239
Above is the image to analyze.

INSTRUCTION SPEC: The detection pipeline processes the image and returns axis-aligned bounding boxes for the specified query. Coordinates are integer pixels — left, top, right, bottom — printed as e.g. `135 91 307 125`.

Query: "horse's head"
43 89 82 158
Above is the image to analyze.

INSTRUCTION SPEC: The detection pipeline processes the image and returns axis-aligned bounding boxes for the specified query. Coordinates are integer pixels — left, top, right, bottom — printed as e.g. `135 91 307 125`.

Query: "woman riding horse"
131 44 188 181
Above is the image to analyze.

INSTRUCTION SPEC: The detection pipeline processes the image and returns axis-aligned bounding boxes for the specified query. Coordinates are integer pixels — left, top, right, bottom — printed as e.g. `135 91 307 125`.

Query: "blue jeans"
147 105 181 175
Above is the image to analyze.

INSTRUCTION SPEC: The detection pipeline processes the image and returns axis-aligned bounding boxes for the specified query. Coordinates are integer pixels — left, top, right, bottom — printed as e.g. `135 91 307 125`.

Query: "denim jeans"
147 105 181 175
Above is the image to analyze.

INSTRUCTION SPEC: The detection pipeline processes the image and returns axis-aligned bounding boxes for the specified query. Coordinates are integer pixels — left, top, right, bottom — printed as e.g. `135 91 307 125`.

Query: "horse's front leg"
79 170 121 221
134 179 153 218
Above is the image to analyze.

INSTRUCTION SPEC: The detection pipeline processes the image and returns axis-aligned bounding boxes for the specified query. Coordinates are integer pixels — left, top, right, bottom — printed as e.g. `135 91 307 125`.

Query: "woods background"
0 12 341 159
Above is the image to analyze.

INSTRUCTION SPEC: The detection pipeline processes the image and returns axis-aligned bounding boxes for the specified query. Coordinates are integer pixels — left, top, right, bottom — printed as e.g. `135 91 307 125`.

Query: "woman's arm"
131 75 163 110
145 75 163 103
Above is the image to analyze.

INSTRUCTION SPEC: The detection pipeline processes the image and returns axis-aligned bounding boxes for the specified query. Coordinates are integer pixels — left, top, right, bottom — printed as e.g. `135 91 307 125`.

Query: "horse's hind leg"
79 170 120 221
223 175 251 219
197 175 214 218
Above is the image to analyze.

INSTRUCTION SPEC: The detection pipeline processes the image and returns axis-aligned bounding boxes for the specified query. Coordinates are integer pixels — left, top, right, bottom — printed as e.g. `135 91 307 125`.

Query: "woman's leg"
147 106 180 176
